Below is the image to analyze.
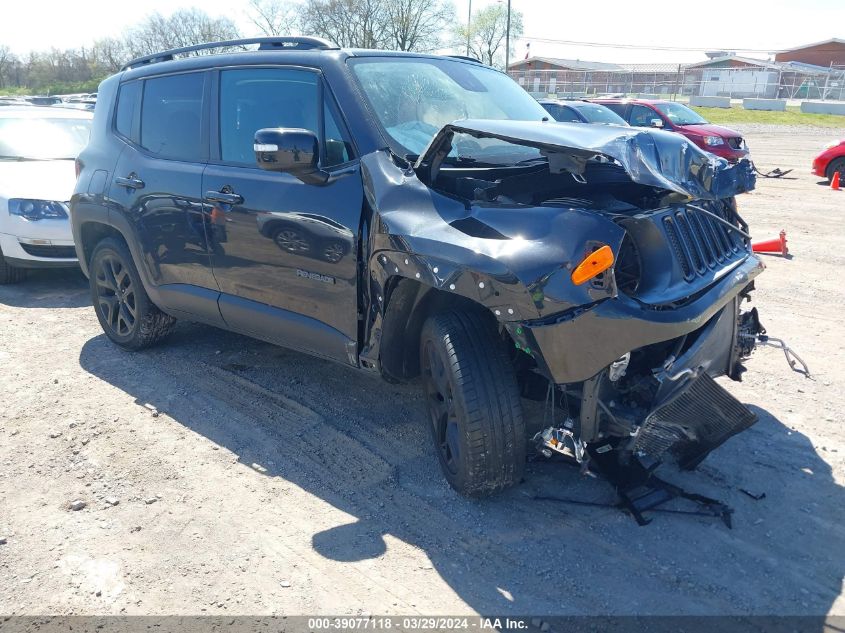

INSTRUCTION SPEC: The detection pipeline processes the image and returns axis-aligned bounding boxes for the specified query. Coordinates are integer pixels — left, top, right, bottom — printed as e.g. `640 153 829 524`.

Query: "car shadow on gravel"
0 267 89 308
79 325 845 618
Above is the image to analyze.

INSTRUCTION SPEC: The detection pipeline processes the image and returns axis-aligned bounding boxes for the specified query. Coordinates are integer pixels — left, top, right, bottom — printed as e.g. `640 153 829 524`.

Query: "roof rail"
121 36 338 71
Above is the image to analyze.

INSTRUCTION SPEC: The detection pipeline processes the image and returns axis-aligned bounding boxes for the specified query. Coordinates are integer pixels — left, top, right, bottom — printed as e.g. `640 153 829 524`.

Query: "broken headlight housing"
8 199 69 221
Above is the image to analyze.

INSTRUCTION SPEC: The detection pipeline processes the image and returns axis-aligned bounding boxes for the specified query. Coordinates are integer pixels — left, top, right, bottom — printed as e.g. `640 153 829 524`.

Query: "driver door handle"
115 175 145 190
204 191 244 205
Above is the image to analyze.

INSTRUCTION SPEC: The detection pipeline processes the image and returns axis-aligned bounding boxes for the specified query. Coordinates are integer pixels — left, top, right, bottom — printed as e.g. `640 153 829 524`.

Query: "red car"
592 98 749 162
812 139 845 183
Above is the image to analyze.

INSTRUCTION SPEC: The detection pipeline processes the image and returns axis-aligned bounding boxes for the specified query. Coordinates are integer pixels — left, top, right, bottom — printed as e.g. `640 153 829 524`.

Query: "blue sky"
2 0 842 64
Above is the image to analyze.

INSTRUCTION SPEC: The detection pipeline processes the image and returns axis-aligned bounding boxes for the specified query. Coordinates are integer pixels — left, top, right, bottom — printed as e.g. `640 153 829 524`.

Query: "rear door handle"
114 175 145 190
204 191 244 206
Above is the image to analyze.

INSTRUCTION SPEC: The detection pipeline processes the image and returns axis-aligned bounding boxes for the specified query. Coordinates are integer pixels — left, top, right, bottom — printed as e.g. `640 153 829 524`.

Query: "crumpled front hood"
415 119 755 201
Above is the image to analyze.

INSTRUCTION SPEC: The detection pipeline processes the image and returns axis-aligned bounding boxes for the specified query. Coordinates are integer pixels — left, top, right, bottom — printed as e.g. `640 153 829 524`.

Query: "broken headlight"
8 199 69 221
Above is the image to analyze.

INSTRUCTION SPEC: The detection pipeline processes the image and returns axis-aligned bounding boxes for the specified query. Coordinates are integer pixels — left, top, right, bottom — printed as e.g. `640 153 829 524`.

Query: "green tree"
454 4 523 69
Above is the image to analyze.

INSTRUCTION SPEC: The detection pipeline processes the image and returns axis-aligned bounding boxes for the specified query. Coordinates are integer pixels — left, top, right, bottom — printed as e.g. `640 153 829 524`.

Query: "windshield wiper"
443 156 501 167
515 156 549 165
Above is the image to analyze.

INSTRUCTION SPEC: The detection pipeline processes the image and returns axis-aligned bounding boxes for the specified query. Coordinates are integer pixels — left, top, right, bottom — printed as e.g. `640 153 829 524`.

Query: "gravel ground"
1 124 844 617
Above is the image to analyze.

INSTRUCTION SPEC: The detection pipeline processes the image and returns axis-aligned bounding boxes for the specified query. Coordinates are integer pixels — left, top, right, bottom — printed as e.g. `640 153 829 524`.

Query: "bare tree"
91 38 130 73
0 45 17 90
385 0 455 52
125 8 242 58
246 0 297 36
300 0 389 48
454 4 523 68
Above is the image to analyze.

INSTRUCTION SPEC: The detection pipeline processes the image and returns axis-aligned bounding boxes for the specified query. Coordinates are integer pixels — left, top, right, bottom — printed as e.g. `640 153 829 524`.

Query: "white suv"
0 106 92 283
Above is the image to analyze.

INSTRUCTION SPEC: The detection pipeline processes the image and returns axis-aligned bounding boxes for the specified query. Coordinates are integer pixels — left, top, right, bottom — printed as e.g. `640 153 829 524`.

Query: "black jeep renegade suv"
71 37 767 497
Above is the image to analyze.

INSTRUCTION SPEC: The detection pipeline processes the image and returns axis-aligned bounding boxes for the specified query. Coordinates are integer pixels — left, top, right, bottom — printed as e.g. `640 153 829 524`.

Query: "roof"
121 46 488 82
539 98 617 111
685 55 831 74
778 38 845 53
0 106 93 119
591 98 672 105
778 60 835 74
686 55 780 70
509 57 624 72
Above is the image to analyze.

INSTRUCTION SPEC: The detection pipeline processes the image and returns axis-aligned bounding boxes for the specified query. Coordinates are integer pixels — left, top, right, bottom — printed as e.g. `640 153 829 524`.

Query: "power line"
520 36 785 54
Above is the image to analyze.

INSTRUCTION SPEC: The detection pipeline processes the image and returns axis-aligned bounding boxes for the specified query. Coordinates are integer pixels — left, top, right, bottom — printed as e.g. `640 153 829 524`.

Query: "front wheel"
827 158 845 184
420 311 526 496
89 237 176 350
0 245 26 284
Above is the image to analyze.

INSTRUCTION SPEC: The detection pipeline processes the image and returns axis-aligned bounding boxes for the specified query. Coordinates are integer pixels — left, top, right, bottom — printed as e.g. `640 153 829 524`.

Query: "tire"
272 226 311 255
827 158 845 184
419 310 526 496
0 245 25 284
321 240 346 263
89 237 176 350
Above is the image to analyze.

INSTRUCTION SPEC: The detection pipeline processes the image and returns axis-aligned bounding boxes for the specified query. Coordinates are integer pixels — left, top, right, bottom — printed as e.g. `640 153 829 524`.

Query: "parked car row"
538 97 749 162
0 94 97 111
0 40 802 502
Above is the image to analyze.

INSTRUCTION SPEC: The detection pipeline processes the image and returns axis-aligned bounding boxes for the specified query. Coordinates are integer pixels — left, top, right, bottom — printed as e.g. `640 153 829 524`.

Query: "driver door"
202 66 362 364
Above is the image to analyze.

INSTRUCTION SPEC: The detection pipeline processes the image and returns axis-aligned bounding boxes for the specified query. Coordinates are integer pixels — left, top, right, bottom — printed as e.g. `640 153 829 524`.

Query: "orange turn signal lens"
571 245 614 286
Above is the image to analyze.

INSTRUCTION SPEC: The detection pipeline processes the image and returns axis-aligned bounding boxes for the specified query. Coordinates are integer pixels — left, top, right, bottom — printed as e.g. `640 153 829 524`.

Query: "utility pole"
466 0 472 57
505 0 511 71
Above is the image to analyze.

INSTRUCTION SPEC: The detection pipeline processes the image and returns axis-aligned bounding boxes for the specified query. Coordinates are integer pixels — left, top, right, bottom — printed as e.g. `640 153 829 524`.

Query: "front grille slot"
19 244 77 259
662 218 692 280
662 204 747 281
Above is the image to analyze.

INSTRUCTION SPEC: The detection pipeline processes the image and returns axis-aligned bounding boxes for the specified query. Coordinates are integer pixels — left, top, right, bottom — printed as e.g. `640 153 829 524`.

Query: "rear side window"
115 81 141 141
218 67 353 167
552 106 581 123
140 73 204 161
602 103 627 118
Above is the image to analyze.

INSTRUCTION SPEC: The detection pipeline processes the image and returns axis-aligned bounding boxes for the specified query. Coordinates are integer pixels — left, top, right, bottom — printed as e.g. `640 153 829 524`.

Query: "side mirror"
650 118 664 128
254 128 329 185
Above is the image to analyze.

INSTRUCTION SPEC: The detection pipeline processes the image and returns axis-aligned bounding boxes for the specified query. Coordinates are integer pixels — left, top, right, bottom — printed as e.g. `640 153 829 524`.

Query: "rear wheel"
827 158 845 184
273 227 311 255
420 310 526 496
0 245 25 284
321 240 345 263
89 237 176 350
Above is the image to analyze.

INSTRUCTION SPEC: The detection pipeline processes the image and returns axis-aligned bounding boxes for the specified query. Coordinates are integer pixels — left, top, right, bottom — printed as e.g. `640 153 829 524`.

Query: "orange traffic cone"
832 171 841 191
752 230 789 256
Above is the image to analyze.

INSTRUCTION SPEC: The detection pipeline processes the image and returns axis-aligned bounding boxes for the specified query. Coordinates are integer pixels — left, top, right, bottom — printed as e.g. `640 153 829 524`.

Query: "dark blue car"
539 99 628 126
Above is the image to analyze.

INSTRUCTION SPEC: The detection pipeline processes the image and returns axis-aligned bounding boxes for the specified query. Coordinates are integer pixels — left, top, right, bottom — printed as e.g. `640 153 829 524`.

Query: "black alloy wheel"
94 254 137 337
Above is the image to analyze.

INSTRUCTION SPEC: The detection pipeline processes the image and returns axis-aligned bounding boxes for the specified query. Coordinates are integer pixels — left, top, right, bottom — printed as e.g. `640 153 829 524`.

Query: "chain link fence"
508 63 845 102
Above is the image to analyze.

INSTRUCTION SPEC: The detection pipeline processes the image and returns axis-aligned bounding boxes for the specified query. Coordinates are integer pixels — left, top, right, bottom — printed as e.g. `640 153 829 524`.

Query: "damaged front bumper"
527 254 770 475
508 253 765 385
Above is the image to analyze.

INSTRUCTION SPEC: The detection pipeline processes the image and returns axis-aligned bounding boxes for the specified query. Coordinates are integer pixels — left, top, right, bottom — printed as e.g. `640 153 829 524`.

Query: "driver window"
630 105 659 127
219 68 353 167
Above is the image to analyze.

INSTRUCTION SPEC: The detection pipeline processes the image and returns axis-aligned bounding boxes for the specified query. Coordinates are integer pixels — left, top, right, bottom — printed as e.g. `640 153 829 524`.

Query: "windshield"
653 102 708 126
0 116 91 159
349 57 549 161
572 103 628 125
